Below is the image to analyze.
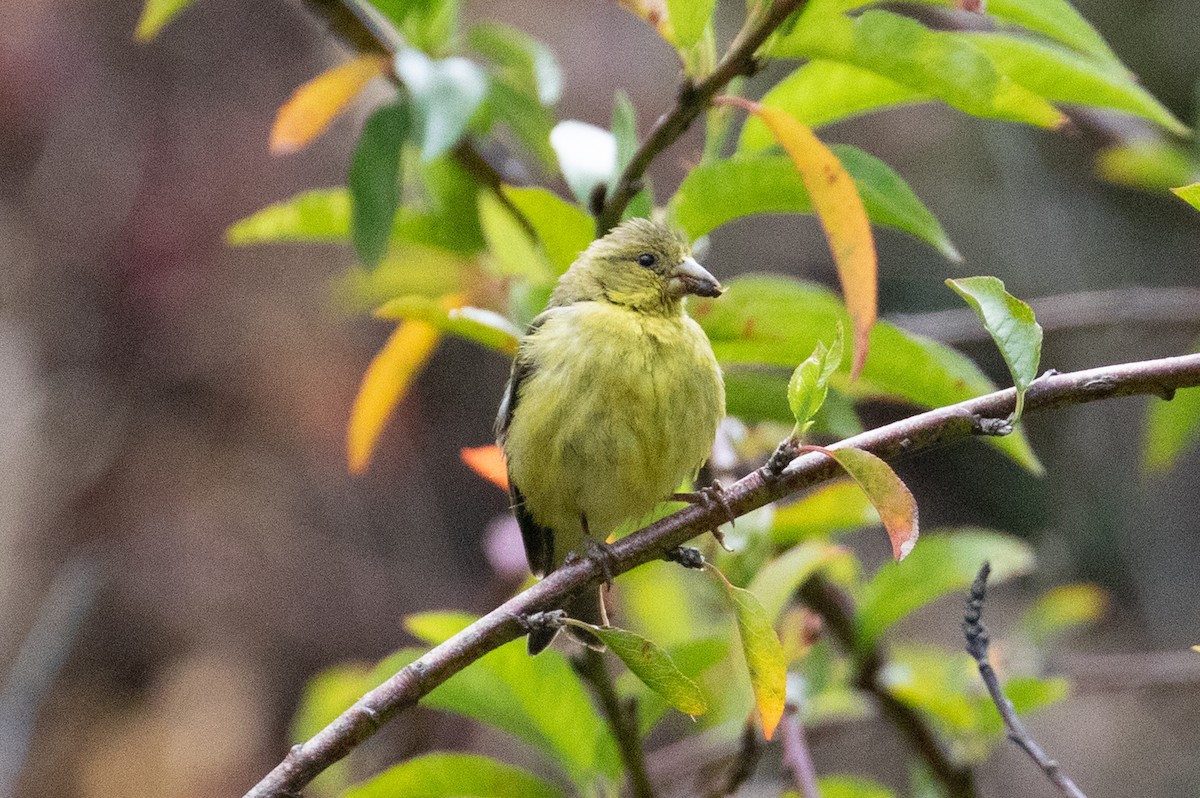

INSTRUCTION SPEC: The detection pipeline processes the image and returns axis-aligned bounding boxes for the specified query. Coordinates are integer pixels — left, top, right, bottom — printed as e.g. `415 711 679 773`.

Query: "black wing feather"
496 312 556 577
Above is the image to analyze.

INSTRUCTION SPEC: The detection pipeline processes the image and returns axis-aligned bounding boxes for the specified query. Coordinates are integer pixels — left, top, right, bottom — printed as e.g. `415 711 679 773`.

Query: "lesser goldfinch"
496 218 726 653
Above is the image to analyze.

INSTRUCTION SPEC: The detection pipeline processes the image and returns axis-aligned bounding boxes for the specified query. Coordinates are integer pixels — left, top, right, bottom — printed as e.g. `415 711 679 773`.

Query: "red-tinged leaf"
462 445 509 491
271 55 390 156
812 446 918 561
742 102 877 379
711 567 788 740
347 321 441 474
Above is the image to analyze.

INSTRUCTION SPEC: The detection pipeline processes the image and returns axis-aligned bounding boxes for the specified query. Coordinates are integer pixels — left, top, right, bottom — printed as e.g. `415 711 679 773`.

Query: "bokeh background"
1 1 1199 796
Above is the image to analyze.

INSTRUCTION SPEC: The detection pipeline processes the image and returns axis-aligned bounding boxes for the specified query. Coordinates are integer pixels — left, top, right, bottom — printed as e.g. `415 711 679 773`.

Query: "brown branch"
798 576 977 798
243 352 1200 798
964 564 1089 798
781 707 821 798
594 0 808 234
573 648 655 798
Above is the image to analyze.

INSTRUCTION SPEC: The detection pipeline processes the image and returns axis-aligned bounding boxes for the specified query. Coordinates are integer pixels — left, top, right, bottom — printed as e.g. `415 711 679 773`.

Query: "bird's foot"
664 546 706 570
672 482 736 526
672 482 736 551
565 538 618 590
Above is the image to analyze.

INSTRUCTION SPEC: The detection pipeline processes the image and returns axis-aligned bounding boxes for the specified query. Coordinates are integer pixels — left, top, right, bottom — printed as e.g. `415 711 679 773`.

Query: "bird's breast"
504 302 725 541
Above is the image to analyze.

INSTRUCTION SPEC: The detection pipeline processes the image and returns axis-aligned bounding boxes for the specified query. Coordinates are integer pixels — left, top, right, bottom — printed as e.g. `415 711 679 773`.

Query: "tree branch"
242 352 1200 798
964 564 1090 798
573 648 655 798
594 0 808 234
798 576 977 798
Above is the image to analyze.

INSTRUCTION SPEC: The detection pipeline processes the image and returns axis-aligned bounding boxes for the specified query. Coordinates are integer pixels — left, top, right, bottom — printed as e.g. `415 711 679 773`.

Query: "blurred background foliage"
1 0 1200 796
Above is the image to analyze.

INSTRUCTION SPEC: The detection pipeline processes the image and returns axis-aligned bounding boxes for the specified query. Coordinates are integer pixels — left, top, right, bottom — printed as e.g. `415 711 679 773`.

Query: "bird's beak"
668 257 723 298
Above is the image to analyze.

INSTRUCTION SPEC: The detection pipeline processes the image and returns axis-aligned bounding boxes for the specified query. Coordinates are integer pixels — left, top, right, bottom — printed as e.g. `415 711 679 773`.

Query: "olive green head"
551 218 722 315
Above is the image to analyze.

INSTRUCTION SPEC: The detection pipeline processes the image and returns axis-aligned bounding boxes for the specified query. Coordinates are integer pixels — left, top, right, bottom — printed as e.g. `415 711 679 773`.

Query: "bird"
496 218 726 654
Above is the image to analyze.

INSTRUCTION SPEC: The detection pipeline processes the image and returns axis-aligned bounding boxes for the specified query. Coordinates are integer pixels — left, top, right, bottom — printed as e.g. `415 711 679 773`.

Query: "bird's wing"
496 311 556 576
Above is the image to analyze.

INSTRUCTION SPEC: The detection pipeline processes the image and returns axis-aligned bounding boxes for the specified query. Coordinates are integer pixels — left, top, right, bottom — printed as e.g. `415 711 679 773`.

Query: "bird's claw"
572 538 617 590
673 482 736 527
664 546 706 570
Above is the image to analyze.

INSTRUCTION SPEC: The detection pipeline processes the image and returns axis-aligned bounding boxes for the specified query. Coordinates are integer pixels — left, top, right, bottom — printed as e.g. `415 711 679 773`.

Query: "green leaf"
788 324 845 436
962 32 1186 135
667 0 719 50
690 275 1043 471
747 542 847 623
349 102 410 268
226 188 351 244
550 120 617 207
772 480 880 545
1144 383 1200 472
817 775 897 798
946 276 1043 419
670 148 960 261
827 447 918 561
1172 183 1200 212
771 6 1063 128
291 663 372 741
984 0 1121 66
738 60 927 148
501 186 593 274
625 636 728 733
373 0 460 56
399 612 619 786
394 49 488 161
374 295 520 354
1017 583 1107 646
568 623 708 715
1097 141 1200 192
483 79 558 170
611 91 653 221
134 0 192 40
468 22 562 105
714 573 788 739
856 529 1035 645
342 753 565 798
478 191 555 285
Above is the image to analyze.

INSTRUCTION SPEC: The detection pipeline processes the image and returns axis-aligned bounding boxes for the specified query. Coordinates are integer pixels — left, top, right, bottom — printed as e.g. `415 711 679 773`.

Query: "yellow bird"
496 218 726 653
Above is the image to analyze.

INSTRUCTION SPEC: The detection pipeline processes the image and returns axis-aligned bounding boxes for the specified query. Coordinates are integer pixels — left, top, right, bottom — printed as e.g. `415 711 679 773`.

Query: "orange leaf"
347 321 441 474
745 102 878 379
461 445 509 491
271 54 390 156
805 446 918 561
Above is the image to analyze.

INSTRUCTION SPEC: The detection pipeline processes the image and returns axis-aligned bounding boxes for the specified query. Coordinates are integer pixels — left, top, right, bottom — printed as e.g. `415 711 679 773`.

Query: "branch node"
677 77 698 105
765 438 800 476
664 545 706 569
359 705 382 729
971 416 1013 437
1158 385 1177 401
520 609 567 634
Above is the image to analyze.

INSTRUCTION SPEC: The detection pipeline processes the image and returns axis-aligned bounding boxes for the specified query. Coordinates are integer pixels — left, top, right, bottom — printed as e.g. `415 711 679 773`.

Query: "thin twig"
781 707 821 798
243 352 1200 798
572 648 656 798
891 287 1200 344
594 0 808 233
798 576 977 798
963 564 1089 798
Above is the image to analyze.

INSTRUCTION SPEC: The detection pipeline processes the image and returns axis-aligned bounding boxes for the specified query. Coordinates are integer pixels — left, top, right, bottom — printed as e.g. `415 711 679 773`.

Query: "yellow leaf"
747 102 877 379
271 55 390 156
347 321 441 474
134 0 192 41
461 445 509 491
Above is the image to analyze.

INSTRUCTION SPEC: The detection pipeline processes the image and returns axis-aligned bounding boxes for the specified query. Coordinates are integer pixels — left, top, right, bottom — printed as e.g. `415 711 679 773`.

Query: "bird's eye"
637 253 657 268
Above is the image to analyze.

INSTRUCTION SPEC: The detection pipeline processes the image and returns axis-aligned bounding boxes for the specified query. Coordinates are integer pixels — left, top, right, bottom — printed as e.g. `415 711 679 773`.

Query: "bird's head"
552 219 723 315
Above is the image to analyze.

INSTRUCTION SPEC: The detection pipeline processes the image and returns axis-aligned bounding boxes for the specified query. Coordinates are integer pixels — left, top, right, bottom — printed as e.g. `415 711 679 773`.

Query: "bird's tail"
527 587 608 655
